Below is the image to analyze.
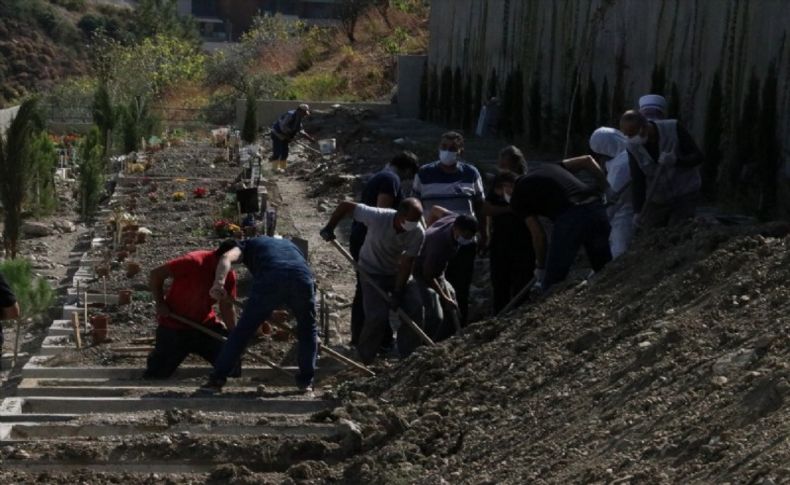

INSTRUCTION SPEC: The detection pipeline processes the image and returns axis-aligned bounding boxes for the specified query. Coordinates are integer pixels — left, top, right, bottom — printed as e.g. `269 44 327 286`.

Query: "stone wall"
425 0 790 216
0 105 20 136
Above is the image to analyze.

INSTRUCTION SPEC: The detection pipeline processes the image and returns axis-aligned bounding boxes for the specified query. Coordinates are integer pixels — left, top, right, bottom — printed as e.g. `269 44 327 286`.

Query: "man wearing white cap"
270 104 316 172
620 108 704 229
589 127 632 258
639 94 668 120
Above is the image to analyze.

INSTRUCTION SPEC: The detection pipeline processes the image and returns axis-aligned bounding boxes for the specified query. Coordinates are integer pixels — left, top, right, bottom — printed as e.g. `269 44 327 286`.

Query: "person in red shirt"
143 246 239 379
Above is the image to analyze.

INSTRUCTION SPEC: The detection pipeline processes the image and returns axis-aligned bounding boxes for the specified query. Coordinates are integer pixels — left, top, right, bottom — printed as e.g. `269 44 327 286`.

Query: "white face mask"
456 235 476 246
504 193 512 204
439 150 458 166
628 134 647 146
401 220 420 232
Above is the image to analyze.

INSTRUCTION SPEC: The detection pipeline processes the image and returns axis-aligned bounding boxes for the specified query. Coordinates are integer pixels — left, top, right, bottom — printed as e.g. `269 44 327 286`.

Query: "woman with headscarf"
589 127 632 258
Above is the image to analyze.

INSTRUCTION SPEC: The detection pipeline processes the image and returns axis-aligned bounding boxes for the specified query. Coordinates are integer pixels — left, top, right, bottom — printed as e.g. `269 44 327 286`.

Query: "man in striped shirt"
412 131 485 325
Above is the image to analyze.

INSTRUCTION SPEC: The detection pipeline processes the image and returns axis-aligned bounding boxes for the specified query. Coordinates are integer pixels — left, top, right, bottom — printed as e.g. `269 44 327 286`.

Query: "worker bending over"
201 237 318 393
270 104 315 172
589 127 632 258
349 151 420 348
415 207 478 342
321 198 425 364
144 247 239 379
508 156 612 291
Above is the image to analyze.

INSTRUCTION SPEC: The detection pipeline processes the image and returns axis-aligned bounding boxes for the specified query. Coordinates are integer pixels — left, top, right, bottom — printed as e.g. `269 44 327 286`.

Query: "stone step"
2 421 342 441
21 363 304 382
6 396 331 415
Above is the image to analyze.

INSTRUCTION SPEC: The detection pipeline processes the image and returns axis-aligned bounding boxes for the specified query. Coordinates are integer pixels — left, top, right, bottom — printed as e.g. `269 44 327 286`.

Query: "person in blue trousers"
199 237 318 394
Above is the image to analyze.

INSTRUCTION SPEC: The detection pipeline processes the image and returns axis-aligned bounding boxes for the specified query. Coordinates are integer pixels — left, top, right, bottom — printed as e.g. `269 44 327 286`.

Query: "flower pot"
125 261 141 278
90 314 110 344
118 289 133 306
257 321 273 336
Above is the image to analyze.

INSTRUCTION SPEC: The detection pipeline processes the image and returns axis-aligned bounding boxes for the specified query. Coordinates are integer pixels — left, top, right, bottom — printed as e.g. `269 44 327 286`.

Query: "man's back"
511 164 595 221
239 237 311 276
162 250 236 329
361 170 402 207
416 214 458 280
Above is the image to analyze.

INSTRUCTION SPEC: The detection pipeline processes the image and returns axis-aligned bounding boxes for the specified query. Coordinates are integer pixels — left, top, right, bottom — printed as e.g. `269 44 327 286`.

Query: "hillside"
0 0 134 107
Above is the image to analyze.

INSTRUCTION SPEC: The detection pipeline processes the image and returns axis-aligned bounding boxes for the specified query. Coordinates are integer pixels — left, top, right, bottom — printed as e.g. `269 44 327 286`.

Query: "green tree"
78 126 105 220
92 83 115 154
0 258 54 316
133 0 198 43
0 98 43 258
29 132 58 217
242 95 258 144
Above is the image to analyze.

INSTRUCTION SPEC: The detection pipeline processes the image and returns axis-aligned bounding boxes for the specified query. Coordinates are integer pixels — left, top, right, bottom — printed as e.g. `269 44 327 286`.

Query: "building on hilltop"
177 0 340 44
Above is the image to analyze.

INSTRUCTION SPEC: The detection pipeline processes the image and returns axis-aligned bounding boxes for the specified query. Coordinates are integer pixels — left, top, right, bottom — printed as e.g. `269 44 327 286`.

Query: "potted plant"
90 314 110 344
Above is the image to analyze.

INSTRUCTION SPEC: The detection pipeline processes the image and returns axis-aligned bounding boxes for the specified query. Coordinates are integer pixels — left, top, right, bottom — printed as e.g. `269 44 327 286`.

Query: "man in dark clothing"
144 248 239 379
413 209 478 343
484 171 535 313
0 272 21 370
620 110 704 228
508 156 612 291
349 152 419 347
201 237 317 394
270 104 316 171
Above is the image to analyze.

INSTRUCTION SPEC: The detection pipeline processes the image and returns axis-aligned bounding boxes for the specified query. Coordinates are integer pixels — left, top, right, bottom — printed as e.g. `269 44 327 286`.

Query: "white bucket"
318 138 336 155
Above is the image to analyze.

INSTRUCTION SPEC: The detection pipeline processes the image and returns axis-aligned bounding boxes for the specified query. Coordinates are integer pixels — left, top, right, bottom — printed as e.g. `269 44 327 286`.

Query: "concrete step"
2 421 342 441
21 364 305 382
7 396 332 415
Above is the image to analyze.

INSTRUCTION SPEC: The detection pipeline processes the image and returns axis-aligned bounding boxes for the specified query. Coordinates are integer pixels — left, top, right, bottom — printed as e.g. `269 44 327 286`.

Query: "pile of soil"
323 221 790 484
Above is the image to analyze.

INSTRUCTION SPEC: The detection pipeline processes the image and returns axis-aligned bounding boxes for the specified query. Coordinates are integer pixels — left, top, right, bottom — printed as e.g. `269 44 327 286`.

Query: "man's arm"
149 264 173 317
562 155 608 192
320 201 358 240
426 206 453 227
218 300 236 330
210 247 242 300
394 255 415 294
526 216 547 269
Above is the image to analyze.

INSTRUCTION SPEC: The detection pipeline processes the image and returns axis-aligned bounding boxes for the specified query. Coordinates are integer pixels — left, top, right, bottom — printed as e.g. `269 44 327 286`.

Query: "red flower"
194 187 208 198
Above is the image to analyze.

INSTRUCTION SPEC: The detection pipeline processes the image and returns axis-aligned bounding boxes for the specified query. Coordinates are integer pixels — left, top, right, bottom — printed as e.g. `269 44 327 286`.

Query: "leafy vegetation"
0 258 54 317
77 126 105 220
242 95 258 144
28 132 58 217
0 98 45 258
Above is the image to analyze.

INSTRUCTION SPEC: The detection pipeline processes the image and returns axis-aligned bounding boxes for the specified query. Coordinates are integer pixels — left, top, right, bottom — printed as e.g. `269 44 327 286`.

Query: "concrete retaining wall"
235 100 396 129
0 105 20 135
426 0 790 215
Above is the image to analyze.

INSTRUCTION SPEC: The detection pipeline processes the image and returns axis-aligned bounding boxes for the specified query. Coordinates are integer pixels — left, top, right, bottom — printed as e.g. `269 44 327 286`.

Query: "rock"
712 348 759 375
21 222 53 238
711 375 729 386
11 448 30 459
53 220 76 233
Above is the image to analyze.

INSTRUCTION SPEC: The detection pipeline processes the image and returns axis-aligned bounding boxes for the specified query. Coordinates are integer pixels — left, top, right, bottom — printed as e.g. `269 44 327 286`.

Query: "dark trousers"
212 269 317 388
544 202 612 290
349 222 366 346
642 191 699 228
490 239 535 314
144 324 239 379
445 242 476 325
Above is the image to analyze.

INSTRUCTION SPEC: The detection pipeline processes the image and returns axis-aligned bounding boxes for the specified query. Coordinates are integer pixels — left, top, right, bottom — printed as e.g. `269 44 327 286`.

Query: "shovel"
229 299 376 377
497 276 538 317
328 239 435 347
166 312 294 379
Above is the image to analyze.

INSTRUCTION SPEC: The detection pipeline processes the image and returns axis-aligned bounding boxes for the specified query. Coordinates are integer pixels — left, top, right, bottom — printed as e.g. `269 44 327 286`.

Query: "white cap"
298 103 310 113
589 127 626 158
639 94 668 119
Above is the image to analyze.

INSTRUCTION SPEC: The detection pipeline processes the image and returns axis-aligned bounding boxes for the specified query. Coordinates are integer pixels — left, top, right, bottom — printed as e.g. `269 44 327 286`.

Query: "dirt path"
273 174 356 345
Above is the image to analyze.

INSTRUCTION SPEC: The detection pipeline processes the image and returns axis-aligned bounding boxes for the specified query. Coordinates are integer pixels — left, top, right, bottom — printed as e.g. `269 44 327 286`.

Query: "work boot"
296 383 314 397
197 376 226 395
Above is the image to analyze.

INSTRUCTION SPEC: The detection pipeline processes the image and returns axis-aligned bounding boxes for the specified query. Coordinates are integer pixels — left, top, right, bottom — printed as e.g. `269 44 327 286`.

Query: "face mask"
504 193 512 204
439 150 458 166
456 235 476 246
401 220 420 232
628 134 647 146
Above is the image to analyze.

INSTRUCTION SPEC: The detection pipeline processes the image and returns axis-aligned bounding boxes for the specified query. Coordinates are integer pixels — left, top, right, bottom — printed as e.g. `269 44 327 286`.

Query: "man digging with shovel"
320 198 426 364
144 246 241 379
200 237 319 394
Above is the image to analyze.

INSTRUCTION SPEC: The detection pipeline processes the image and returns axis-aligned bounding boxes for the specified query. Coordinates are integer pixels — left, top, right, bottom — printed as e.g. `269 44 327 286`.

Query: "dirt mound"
328 221 790 484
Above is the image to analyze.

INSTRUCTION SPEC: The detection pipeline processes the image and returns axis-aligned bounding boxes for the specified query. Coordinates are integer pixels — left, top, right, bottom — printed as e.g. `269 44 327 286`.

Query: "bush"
242 95 257 143
28 133 58 217
51 0 87 12
78 127 105 220
288 73 353 101
0 259 54 317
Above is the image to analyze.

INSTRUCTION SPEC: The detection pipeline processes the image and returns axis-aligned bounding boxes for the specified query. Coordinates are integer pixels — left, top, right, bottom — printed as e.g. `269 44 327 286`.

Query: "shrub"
242 95 257 144
288 73 353 101
28 133 58 217
78 127 105 220
0 259 54 317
